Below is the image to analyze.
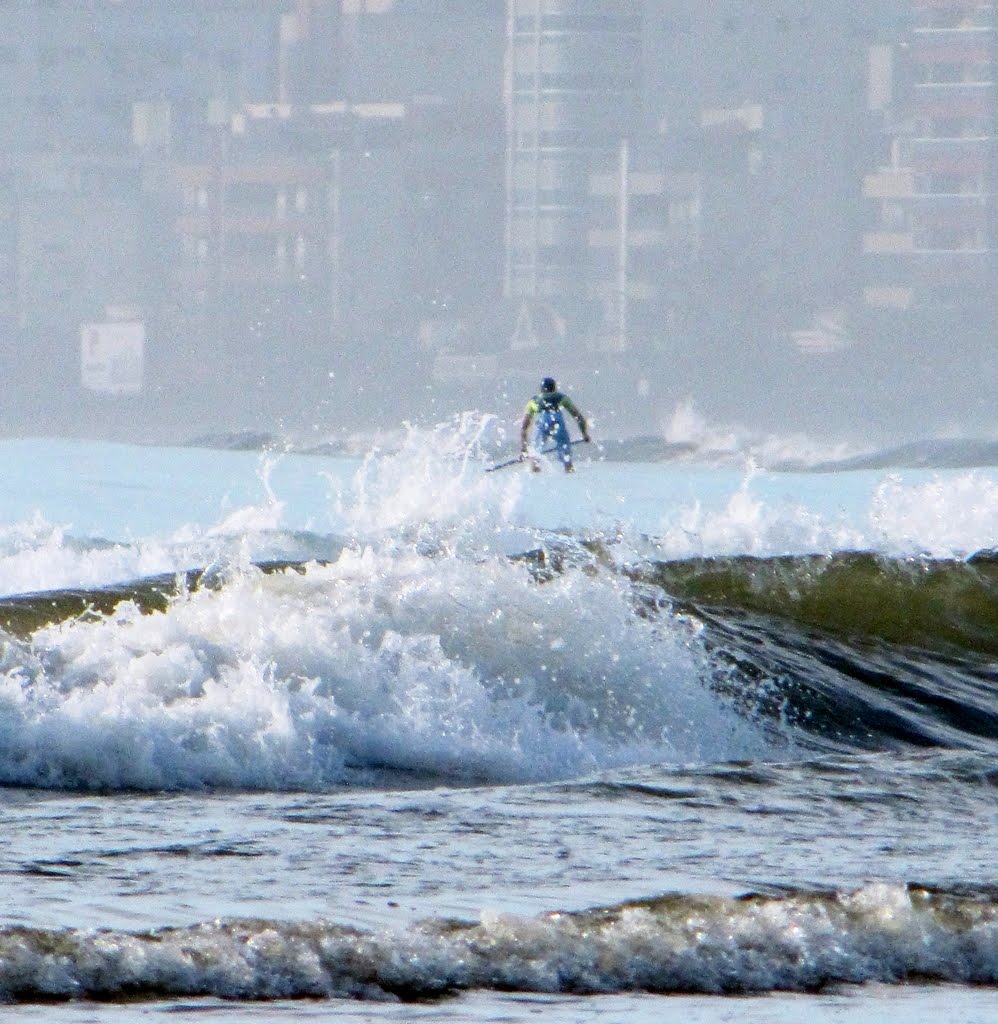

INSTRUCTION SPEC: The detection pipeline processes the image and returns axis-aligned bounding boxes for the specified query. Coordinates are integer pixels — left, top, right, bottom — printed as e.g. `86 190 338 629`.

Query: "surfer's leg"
555 422 573 471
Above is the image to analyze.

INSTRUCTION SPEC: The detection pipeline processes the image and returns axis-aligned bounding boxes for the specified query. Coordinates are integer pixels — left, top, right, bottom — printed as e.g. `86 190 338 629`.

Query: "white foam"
870 471 998 559
1 427 997 601
662 399 864 468
0 514 185 598
0 884 995 1000
1 427 997 797
0 538 774 790
339 413 521 542
654 464 866 559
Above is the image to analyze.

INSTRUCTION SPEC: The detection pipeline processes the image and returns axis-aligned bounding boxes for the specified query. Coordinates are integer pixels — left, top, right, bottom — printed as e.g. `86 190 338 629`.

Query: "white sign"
80 321 145 395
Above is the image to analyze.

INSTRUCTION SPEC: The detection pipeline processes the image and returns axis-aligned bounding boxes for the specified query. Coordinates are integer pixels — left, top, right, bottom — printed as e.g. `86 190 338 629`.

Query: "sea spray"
870 471 998 559
656 462 865 559
0 537 776 792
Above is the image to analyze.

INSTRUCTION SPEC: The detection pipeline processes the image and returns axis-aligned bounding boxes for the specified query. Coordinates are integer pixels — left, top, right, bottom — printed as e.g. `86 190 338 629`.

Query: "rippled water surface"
0 427 996 1021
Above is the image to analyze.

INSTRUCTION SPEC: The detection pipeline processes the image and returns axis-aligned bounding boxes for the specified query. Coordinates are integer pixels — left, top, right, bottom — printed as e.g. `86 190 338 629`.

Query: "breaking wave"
0 416 995 793
1 884 996 1002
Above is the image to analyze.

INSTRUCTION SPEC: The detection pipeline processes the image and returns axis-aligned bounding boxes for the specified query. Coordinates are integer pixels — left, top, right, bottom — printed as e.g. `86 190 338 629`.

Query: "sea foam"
0 534 774 791
0 884 995 1001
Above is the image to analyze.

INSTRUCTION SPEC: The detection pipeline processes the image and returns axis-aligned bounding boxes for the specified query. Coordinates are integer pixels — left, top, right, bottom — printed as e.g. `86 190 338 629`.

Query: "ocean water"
1 419 997 1022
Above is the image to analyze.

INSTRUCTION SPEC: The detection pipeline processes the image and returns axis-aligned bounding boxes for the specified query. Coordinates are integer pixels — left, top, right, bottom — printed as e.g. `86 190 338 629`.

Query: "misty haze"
0 0 994 452
3 5 998 1019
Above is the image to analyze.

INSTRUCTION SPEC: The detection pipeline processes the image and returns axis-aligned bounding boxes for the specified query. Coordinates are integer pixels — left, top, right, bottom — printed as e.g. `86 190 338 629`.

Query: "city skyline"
0 0 993 446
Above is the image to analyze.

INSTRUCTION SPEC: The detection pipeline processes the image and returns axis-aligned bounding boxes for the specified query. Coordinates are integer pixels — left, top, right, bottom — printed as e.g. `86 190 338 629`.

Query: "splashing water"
870 472 998 559
0 421 996 794
0 535 775 791
656 464 865 559
337 413 530 550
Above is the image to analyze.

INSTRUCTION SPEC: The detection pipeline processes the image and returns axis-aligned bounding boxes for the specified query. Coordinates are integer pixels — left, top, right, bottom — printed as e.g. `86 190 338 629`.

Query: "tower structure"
503 0 642 334
865 0 996 315
907 0 996 310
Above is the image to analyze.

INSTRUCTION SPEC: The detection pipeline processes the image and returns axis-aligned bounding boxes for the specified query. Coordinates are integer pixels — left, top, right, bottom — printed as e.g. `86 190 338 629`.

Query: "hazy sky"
0 1 993 448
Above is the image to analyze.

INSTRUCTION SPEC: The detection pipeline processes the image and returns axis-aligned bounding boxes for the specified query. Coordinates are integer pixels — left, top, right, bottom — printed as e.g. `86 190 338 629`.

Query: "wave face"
1 884 996 1001
0 544 996 792
636 552 998 657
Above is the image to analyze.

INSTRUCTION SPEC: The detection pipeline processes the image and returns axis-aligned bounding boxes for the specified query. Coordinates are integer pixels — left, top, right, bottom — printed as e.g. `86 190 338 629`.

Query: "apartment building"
503 0 643 339
864 0 996 315
0 0 281 411
4 0 985 436
501 2 906 361
0 1 505 426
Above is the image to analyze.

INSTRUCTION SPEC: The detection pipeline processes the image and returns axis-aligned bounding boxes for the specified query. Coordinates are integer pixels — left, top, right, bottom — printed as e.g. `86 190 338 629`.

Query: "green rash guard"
523 391 585 428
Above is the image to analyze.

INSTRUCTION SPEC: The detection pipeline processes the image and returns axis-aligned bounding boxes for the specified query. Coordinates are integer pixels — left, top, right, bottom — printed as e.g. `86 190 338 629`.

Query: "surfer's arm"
520 401 538 453
561 398 591 442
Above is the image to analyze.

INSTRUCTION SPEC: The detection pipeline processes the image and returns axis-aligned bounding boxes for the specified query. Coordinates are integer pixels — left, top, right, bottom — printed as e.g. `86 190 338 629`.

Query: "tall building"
0 1 506 435
503 0 643 338
865 0 996 317
645 2 892 351
0 6 280 331
496 1 910 430
0 2 285 434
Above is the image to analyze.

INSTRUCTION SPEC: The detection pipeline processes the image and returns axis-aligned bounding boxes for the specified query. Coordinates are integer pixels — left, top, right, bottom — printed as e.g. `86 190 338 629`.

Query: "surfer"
520 377 591 472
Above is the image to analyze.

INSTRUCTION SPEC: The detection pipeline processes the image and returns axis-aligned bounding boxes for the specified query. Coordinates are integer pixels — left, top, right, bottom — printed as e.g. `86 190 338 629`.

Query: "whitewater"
0 417 997 1023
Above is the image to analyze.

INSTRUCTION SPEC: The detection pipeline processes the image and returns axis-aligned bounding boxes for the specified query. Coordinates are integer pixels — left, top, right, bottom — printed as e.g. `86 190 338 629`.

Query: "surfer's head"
541 377 556 393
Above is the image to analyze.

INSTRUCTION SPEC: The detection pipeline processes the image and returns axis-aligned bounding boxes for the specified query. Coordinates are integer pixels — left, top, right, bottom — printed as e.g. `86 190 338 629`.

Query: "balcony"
910 249 993 280
904 138 994 162
909 193 992 227
909 37 994 63
863 170 914 198
175 213 321 236
864 286 913 310
173 163 325 187
863 232 914 254
587 227 667 247
913 5 997 33
902 144 992 190
589 172 664 196
912 81 996 118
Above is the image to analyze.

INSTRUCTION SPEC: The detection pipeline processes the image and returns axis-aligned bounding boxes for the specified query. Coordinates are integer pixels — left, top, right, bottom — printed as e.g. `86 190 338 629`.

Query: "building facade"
0 0 505 436
0 0 990 439
503 0 643 344
865 0 996 317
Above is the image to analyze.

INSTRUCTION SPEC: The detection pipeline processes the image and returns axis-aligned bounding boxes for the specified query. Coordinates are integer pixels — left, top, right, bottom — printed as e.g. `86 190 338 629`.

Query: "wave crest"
1 884 995 1001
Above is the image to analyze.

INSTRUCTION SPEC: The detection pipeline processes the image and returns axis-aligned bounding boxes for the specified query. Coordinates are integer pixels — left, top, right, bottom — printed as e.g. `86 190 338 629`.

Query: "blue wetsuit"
521 389 588 470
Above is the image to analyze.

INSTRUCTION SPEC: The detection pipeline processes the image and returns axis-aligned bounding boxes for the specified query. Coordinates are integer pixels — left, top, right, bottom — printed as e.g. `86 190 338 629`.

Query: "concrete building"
0 0 508 435
858 0 997 433
159 1 505 425
864 0 996 316
1 0 987 440
0 1 282 432
645 3 898 354
492 0 917 430
503 0 643 342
